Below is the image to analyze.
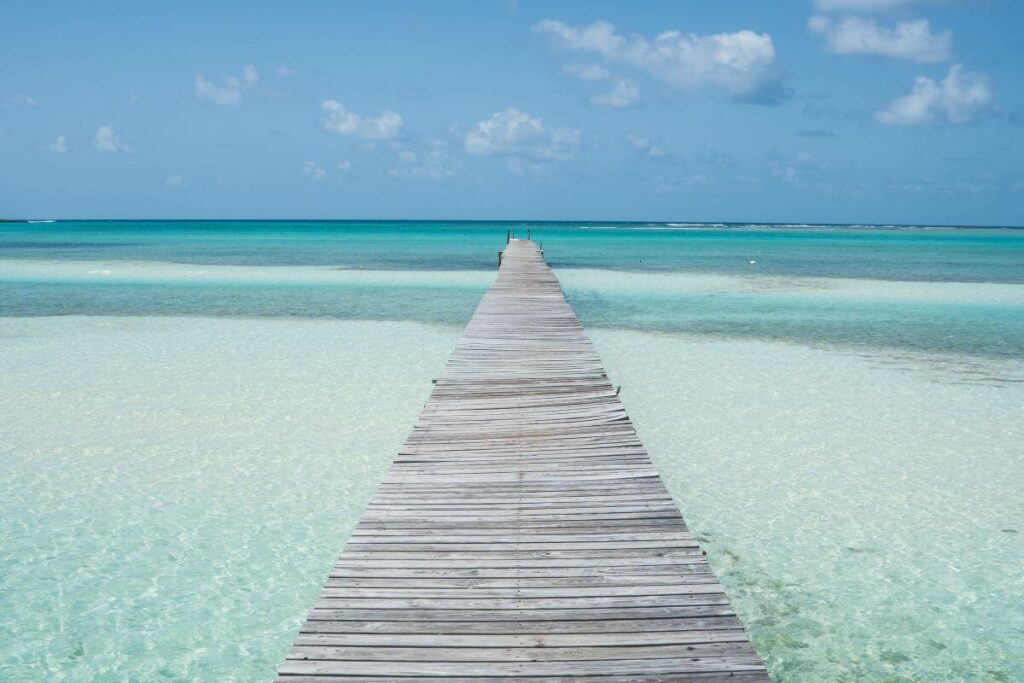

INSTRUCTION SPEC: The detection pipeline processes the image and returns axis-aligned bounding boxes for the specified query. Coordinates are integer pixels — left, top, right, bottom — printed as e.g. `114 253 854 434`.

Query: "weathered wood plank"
277 240 766 681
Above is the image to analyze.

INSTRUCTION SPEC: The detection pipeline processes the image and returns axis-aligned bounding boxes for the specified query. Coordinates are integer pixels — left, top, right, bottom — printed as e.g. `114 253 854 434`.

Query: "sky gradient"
2 0 1023 224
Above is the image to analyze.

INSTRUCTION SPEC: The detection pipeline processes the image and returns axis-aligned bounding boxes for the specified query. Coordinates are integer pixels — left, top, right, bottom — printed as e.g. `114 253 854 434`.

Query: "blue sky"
2 0 1023 224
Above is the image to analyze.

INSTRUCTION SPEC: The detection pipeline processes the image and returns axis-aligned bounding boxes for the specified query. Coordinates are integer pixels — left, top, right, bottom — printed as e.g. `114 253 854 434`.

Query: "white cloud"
49 134 67 153
506 158 551 177
463 108 580 162
2 94 37 108
337 160 352 172
534 20 781 100
696 140 739 167
562 62 612 81
93 125 133 153
389 139 459 182
274 66 297 77
561 61 639 108
875 64 991 126
165 175 189 188
302 161 327 181
590 79 640 108
814 0 934 10
321 100 402 140
808 16 952 63
767 150 826 184
242 65 259 86
195 65 259 105
195 75 242 105
625 134 666 158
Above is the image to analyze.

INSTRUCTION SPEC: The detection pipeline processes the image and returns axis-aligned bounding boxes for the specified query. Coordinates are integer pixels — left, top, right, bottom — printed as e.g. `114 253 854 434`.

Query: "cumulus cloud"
49 134 68 153
93 125 133 153
534 19 782 102
195 65 259 105
321 100 402 140
302 161 327 181
464 108 580 162
808 16 952 63
875 64 991 126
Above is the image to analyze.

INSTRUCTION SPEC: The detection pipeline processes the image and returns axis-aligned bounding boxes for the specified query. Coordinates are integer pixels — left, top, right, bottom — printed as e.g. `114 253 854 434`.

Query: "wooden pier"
277 240 768 681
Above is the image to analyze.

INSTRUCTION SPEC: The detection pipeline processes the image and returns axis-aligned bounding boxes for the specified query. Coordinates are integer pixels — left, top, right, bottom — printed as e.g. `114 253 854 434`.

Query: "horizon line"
3 218 1023 230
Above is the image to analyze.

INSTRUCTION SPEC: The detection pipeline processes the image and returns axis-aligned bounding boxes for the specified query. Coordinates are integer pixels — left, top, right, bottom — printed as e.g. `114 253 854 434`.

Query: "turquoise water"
2 221 1023 360
1 221 1022 681
3 220 1022 282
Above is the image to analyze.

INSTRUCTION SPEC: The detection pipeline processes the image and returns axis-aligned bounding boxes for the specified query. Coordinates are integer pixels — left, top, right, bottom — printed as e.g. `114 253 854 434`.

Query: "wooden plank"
278 658 765 677
277 240 767 681
277 675 771 683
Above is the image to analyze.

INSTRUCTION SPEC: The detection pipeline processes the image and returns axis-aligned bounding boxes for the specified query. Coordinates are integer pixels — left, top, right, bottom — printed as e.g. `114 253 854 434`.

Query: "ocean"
1 221 1021 681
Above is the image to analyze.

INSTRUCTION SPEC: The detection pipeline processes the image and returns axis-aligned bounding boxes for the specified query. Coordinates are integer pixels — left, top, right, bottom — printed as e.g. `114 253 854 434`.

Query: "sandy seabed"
0 316 1021 681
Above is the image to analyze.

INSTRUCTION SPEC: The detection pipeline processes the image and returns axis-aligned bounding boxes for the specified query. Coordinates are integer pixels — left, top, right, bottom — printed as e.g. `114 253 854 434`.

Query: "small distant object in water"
749 259 757 265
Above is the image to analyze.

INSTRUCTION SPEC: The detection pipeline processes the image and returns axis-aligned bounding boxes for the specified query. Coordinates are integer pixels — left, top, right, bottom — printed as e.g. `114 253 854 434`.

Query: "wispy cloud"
875 64 991 126
93 125 133 153
274 66 297 77
696 141 739 167
534 19 784 103
562 62 612 81
625 134 667 158
590 79 640 108
562 62 639 108
2 94 37 108
303 161 328 181
809 16 952 63
767 150 826 184
389 139 459 182
302 161 327 181
321 100 402 140
795 128 838 139
165 174 189 188
49 134 68 153
195 65 260 105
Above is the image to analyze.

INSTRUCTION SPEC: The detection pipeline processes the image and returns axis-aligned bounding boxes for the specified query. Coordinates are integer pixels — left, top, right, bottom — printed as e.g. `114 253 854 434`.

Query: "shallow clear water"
0 317 458 681
593 330 1023 681
0 221 1022 681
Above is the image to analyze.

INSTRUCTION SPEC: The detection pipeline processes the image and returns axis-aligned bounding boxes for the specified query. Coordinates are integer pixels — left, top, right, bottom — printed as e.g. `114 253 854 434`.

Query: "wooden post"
497 250 503 268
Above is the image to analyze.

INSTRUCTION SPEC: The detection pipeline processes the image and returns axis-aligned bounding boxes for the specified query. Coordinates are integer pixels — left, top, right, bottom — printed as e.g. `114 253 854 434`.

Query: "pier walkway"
277 240 768 681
